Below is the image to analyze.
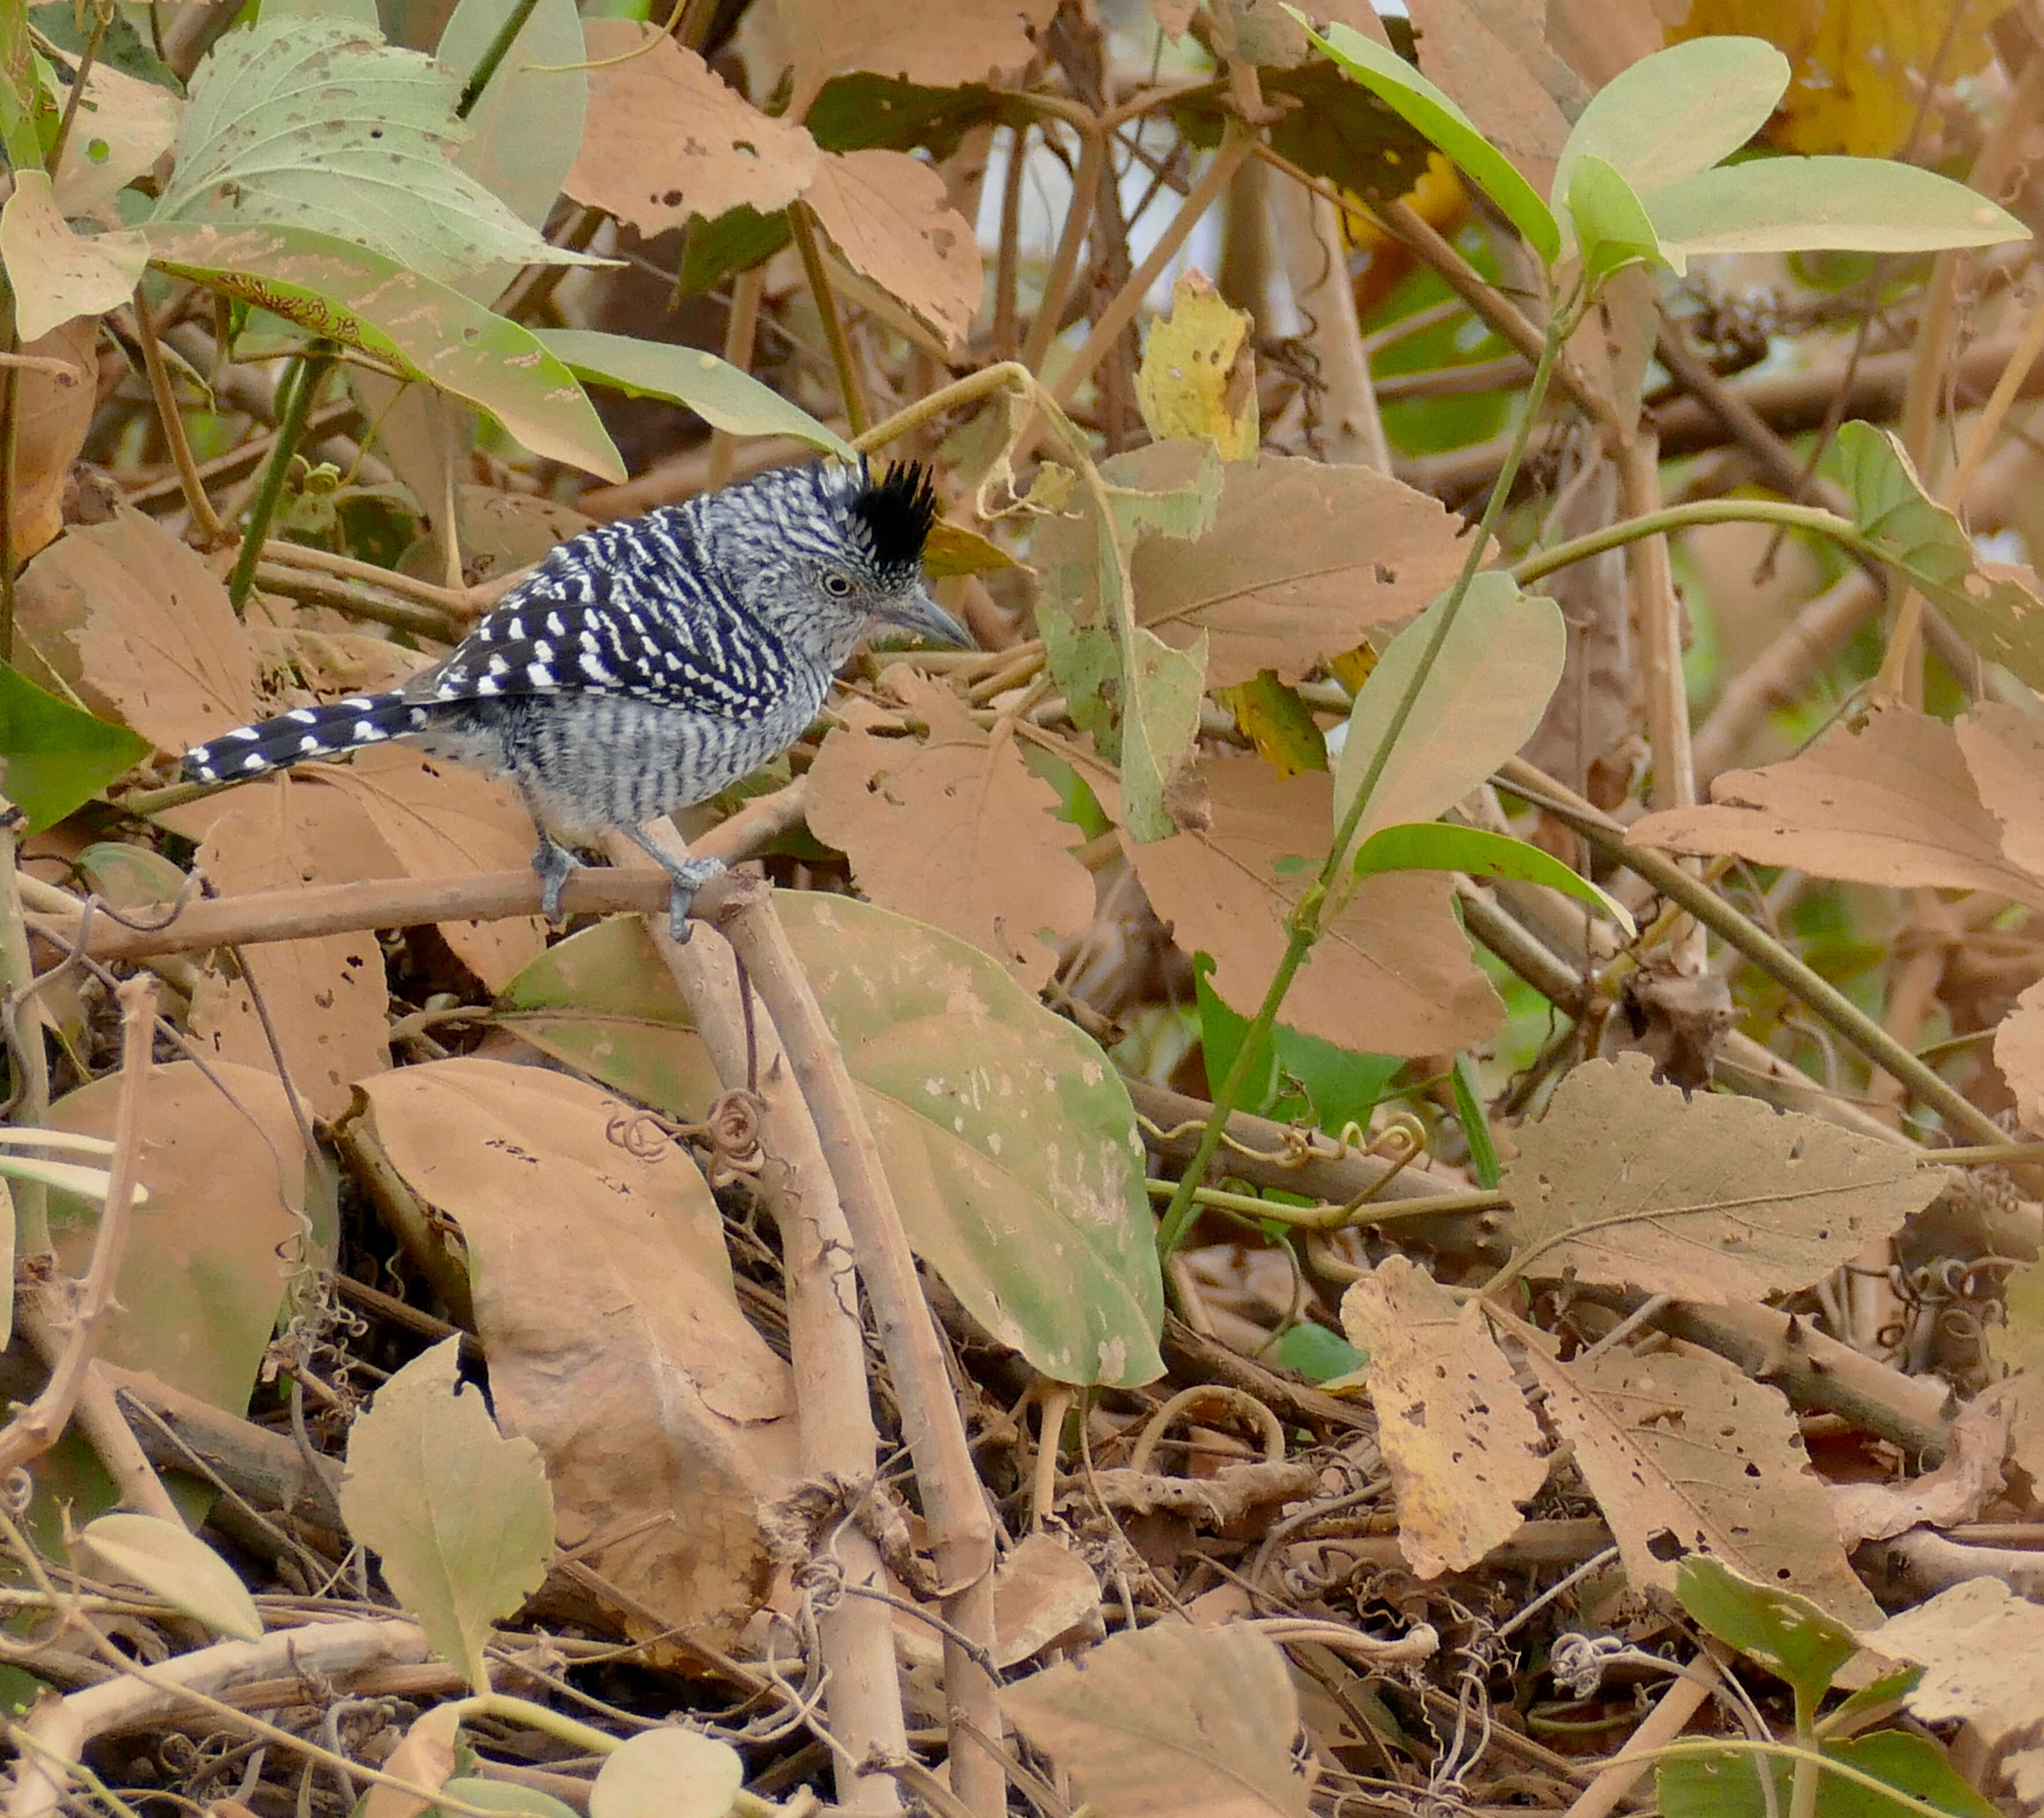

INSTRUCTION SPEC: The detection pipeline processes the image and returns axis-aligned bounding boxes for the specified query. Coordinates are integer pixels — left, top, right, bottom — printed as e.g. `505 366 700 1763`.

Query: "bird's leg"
619 825 725 944
531 832 581 925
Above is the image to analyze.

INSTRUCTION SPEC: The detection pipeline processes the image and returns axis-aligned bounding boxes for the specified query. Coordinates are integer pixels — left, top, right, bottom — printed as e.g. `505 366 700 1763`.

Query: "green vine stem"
1497 758 2008 1148
1512 496 1882 590
225 349 331 614
1155 296 1579 1261
442 1694 783 1817
454 0 542 119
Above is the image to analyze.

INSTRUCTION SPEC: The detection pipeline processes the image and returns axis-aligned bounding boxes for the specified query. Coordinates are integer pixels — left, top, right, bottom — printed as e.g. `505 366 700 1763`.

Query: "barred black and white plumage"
182 459 962 938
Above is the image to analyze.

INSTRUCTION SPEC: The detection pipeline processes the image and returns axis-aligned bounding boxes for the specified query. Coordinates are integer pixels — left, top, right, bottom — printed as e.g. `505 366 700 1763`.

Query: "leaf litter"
4 3 2044 1816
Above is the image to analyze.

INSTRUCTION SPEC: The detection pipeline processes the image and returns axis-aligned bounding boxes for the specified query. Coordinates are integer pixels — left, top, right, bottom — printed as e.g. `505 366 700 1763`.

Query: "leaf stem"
1156 298 1576 1260
454 0 543 119
226 349 330 614
133 287 228 544
1497 759 2008 1147
789 202 870 438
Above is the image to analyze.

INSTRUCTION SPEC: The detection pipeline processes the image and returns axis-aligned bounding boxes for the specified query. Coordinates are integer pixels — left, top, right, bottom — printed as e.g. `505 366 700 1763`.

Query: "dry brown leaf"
802 149 983 349
1992 1254 2044 1491
992 1532 1103 1666
17 507 255 757
0 170 147 340
1205 0 1388 65
1502 1053 1942 1302
252 623 432 705
1126 753 1503 1057
1545 0 1666 89
361 1702 459 1818
1524 1342 1882 1626
564 21 819 236
1955 701 2044 882
189 778 393 1120
1829 1395 2009 1550
775 0 1058 94
354 1059 799 1649
318 748 546 991
1870 1578 2044 1771
1001 1620 1310 1818
6 319 97 566
805 674 1092 989
1631 707 2044 906
1409 0 1582 195
1340 1258 1546 1576
1128 452 1468 689
46 49 180 222
1991 978 2044 1134
49 1058 312 1413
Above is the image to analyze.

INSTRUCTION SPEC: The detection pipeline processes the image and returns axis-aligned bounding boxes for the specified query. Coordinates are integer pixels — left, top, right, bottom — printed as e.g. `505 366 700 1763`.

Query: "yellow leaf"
1135 269 1258 460
1212 671 1328 778
1672 0 2012 157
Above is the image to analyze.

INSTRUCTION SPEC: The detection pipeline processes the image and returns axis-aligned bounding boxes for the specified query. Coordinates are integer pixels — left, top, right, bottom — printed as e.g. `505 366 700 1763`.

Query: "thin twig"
0 977 157 1484
131 290 229 543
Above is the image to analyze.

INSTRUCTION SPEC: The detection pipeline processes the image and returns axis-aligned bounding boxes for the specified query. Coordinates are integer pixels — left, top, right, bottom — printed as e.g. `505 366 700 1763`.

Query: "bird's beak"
881 583 975 649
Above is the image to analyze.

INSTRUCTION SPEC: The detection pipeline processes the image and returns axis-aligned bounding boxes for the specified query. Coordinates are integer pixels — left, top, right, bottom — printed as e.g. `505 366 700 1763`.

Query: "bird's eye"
822 572 854 597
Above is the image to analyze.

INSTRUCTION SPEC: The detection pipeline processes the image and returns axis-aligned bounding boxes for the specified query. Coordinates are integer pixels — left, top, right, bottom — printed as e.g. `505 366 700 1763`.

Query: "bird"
182 458 966 941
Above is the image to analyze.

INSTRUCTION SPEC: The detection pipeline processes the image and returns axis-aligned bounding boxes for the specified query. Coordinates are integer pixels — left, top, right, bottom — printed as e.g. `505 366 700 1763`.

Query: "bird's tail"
182 693 432 784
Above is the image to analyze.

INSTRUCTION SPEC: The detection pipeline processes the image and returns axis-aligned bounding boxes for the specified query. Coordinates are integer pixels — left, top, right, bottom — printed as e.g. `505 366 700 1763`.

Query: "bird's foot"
659 853 725 944
531 834 581 926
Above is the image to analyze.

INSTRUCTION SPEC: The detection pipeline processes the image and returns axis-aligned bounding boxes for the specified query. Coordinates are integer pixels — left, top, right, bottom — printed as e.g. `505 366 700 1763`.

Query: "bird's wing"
417 524 790 721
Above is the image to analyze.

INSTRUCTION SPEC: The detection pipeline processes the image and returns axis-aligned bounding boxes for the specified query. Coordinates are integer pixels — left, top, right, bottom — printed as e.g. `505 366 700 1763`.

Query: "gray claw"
531 834 579 925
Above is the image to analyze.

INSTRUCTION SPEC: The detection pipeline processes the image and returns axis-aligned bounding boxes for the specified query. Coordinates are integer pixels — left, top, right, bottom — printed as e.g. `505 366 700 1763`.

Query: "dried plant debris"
3 3 2043 1816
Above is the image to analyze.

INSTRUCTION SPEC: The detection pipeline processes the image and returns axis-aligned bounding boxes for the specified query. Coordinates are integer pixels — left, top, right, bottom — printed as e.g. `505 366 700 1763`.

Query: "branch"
0 978 157 1485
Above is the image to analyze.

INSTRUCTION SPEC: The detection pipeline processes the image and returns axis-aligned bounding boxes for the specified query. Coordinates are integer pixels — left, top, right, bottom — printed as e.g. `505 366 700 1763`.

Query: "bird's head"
742 459 969 657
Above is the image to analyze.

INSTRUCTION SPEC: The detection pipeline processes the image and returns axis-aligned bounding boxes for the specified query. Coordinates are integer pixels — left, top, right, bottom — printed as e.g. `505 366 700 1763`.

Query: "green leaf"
1820 1666 1926 1742
438 0 588 234
1332 573 1567 890
1194 955 1402 1136
1830 420 2044 686
1647 156 2027 259
497 917 725 1116
143 221 626 481
0 661 150 833
1450 1052 1499 1190
1677 1555 1856 1720
806 72 1012 157
1035 441 1223 842
79 1514 263 1641
677 204 790 297
538 329 855 458
500 902 1166 1388
1274 1321 1366 1382
1212 672 1328 777
1565 153 1671 284
339 1336 554 1692
153 16 590 281
1351 822 1637 937
1288 13 1561 263
590 1729 743 1818
1552 36 1788 209
1660 1731 2000 1818
1174 59 1435 205
0 3 47 171
435 1779 580 1818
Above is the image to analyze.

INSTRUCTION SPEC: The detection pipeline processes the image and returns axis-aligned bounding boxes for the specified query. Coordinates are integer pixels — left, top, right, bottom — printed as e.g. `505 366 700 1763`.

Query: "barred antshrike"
183 460 962 939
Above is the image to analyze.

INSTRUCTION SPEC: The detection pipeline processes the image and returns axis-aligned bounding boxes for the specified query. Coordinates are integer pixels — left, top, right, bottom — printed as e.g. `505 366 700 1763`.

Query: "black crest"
851 461 939 576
